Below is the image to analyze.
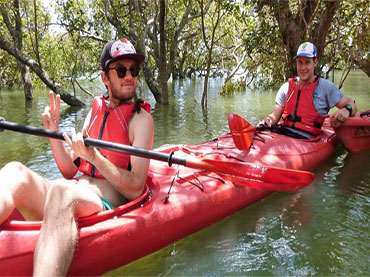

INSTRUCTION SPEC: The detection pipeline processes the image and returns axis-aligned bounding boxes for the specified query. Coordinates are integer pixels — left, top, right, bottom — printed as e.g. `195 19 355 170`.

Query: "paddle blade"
228 113 256 150
210 159 314 191
186 158 315 191
221 175 310 191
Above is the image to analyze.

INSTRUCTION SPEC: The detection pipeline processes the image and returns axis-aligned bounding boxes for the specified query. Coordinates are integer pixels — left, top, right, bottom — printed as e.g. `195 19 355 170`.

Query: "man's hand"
42 91 60 132
259 116 274 127
63 128 98 163
330 108 350 128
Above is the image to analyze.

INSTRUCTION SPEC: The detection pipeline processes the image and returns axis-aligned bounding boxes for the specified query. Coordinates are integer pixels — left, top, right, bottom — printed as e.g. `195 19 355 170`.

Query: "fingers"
43 105 50 115
49 91 55 112
259 120 269 127
71 128 81 147
56 94 61 115
263 117 272 127
330 108 350 129
63 131 72 146
82 128 89 138
64 127 96 162
63 128 79 146
42 106 51 126
334 113 346 123
48 91 60 121
330 115 345 129
64 128 88 153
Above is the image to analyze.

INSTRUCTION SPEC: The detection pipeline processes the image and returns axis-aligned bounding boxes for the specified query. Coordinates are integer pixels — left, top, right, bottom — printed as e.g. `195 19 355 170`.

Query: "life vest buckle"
287 114 301 122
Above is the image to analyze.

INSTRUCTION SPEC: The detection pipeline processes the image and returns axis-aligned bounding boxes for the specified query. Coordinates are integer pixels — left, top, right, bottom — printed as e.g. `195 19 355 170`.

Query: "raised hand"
42 91 61 132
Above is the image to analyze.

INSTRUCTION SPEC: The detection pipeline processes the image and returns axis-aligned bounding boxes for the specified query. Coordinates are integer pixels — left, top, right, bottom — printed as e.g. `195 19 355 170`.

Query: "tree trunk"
15 0 32 100
167 0 193 80
265 0 340 78
21 65 33 100
355 58 370 78
2 0 35 100
159 0 168 104
126 0 164 103
136 38 162 103
0 35 84 106
199 0 223 107
178 53 187 79
201 61 211 107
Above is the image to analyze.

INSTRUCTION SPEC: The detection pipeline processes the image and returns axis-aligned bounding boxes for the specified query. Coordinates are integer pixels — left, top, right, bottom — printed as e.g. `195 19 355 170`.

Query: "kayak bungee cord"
163 169 226 203
163 167 205 203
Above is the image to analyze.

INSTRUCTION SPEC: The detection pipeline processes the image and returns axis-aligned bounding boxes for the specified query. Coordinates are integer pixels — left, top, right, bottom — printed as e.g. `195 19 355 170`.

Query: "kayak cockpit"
1 177 156 231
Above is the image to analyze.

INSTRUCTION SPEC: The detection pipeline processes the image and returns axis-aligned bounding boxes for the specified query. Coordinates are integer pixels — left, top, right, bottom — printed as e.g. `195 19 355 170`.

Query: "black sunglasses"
107 66 140 78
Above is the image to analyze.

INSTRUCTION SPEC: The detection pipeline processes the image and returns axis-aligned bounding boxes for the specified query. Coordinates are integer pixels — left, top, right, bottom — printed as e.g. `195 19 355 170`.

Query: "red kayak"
335 110 370 152
0 117 338 275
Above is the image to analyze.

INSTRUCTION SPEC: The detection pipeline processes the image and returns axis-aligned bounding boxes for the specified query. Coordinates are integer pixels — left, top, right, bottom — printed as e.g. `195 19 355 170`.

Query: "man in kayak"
0 38 154 275
261 42 357 139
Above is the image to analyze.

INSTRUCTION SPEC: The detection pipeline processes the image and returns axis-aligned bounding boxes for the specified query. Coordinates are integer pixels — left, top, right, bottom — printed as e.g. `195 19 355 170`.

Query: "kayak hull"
335 110 370 152
0 121 338 275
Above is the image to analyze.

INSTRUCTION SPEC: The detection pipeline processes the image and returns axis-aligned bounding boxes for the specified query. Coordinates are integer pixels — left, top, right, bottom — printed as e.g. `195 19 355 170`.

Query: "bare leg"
33 180 103 276
0 161 50 224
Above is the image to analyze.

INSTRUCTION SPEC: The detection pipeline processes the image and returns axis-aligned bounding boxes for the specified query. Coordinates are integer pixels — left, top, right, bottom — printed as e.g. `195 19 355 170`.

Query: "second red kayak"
335 110 370 152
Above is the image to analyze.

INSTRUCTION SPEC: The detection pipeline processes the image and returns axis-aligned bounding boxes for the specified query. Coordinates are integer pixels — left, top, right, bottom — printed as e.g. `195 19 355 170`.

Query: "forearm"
266 113 280 125
263 104 284 127
49 138 78 179
89 151 147 200
335 96 357 117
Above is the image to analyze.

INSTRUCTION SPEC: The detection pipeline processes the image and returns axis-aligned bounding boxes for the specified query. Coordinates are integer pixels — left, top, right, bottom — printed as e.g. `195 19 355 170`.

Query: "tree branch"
0 34 84 106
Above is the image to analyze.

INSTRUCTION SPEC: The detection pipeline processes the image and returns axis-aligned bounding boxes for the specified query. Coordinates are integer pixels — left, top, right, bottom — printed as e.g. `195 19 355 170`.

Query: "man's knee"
1 161 28 177
0 161 32 191
44 182 74 214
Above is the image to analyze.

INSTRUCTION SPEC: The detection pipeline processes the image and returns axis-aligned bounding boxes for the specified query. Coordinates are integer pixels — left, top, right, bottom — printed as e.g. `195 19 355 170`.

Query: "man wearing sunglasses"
0 38 154 275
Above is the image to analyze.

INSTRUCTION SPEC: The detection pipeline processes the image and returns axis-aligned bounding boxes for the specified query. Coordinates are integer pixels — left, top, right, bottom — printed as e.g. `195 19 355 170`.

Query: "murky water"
0 71 369 275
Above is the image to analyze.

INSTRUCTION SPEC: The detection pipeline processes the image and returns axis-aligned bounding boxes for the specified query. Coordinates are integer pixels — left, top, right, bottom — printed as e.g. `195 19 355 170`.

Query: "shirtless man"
0 38 154 275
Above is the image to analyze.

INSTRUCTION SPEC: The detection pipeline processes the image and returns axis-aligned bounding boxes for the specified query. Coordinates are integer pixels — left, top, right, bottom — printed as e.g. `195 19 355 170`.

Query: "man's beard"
110 82 135 102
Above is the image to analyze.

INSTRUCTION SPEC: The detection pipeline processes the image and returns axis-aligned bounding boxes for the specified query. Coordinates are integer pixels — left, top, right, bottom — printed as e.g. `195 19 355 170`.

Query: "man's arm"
260 82 287 127
70 110 154 200
261 104 284 127
42 92 79 179
330 96 357 128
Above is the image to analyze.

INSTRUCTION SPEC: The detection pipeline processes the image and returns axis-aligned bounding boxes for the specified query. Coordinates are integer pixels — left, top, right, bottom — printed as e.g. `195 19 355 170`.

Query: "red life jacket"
281 76 324 136
79 95 151 179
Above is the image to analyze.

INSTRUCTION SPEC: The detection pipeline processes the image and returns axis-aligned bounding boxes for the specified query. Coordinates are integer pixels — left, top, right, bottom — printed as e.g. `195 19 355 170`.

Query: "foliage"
0 0 368 101
324 0 369 77
243 0 369 85
0 50 21 89
220 78 246 95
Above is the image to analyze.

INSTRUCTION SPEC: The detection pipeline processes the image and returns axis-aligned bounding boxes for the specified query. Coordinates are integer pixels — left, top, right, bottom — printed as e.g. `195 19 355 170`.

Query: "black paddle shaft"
0 118 185 167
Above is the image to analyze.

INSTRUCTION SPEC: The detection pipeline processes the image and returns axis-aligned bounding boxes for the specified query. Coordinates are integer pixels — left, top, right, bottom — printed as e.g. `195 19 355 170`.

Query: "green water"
0 71 369 275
